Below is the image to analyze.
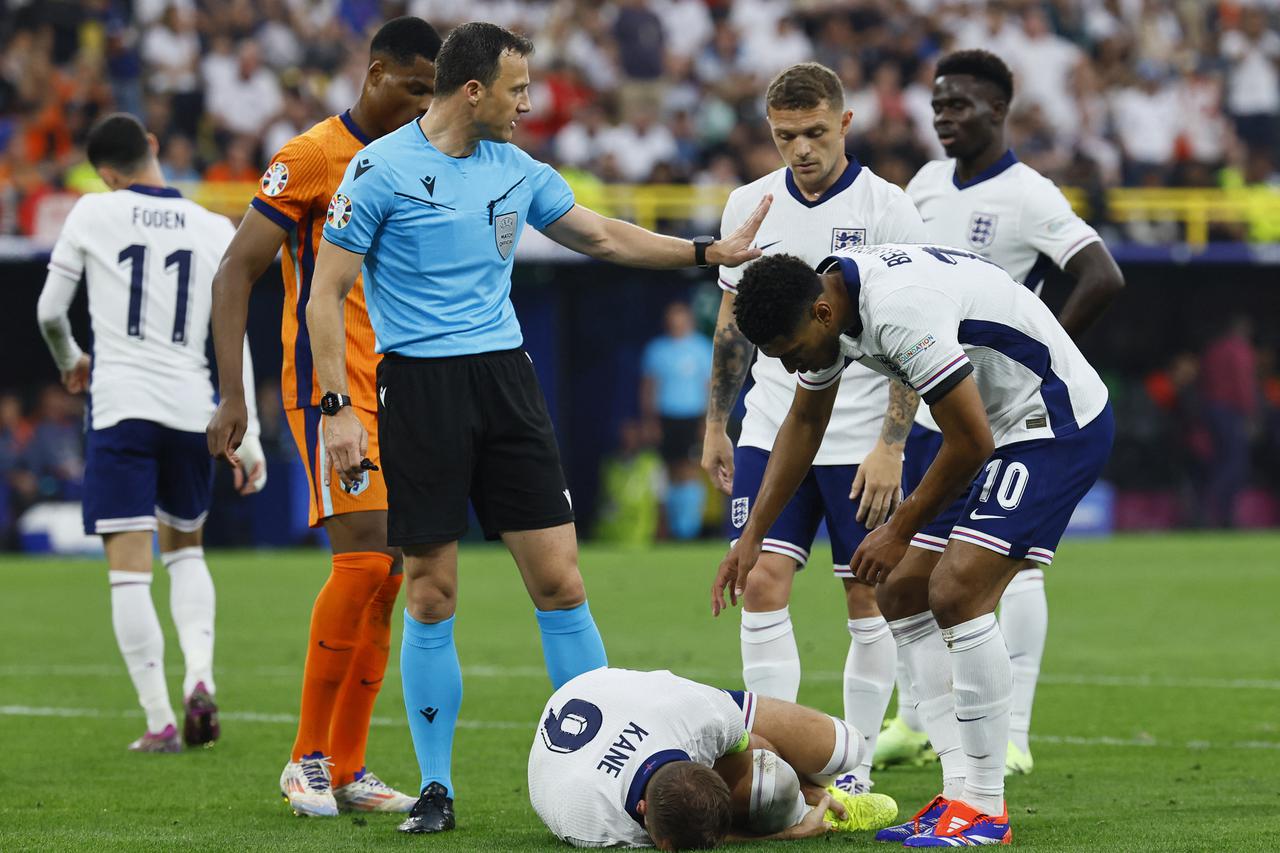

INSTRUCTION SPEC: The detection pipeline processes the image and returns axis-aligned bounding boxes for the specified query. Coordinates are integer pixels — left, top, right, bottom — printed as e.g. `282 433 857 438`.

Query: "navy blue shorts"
82 420 213 535
902 424 961 552
729 446 873 577
905 405 1114 564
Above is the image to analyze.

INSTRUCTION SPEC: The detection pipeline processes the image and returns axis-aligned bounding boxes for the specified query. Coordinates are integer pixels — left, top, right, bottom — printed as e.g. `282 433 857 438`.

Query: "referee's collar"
126 184 182 199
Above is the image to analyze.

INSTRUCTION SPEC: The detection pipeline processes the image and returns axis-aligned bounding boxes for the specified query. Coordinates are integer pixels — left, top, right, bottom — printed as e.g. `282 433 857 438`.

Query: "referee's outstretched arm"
541 194 773 270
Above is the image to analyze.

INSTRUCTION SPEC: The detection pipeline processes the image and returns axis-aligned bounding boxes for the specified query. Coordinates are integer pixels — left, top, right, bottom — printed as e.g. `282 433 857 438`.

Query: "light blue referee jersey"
322 119 575 358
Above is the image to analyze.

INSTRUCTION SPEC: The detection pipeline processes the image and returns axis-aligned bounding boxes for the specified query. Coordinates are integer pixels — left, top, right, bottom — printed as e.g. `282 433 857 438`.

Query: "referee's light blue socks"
401 610 462 796
535 600 608 690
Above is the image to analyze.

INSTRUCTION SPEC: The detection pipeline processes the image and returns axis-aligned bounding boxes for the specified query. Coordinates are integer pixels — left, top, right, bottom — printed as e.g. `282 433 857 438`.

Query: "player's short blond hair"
766 63 844 113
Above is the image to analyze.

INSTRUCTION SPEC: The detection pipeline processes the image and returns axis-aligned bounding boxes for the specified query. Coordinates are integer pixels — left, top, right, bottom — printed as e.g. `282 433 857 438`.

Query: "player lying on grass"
528 667 899 849
712 245 1114 846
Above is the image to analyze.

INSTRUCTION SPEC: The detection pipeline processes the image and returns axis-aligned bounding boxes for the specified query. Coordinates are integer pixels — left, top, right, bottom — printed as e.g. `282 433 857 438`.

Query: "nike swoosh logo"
318 640 354 652
353 159 373 180
969 511 1005 520
757 240 781 251
360 678 382 687
956 715 986 722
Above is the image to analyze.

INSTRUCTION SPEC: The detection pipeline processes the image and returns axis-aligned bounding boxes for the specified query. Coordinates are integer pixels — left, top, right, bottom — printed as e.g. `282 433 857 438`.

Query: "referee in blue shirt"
307 22 769 834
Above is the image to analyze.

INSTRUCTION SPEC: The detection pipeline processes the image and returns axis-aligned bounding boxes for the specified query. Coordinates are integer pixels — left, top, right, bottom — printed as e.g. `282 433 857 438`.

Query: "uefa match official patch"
327 193 353 229
260 162 288 197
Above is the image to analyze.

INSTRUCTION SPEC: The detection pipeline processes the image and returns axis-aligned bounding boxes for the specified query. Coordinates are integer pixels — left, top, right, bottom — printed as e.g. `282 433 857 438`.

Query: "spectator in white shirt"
600 104 678 182
1110 61 1180 184
1220 6 1280 154
205 42 284 140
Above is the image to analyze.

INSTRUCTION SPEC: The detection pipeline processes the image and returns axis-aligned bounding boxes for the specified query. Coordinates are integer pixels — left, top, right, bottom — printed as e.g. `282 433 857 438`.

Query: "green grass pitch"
2 533 1279 851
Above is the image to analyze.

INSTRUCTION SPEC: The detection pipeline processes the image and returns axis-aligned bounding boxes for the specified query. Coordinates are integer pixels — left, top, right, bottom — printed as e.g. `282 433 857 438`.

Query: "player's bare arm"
712 380 839 615
306 239 366 488
1056 241 1125 339
540 195 772 269
36 270 90 393
703 290 755 495
851 380 920 528
206 207 289 464
849 376 993 584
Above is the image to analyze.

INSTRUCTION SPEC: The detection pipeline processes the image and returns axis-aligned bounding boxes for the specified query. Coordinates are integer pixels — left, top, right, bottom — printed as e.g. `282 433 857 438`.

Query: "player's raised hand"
323 407 368 489
848 522 910 585
60 354 91 395
711 537 761 616
206 396 249 465
850 440 903 529
708 194 774 268
701 428 736 495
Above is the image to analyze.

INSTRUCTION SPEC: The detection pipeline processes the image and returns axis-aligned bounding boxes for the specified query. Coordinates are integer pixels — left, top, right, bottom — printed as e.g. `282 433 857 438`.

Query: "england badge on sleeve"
495 211 518 259
831 228 866 252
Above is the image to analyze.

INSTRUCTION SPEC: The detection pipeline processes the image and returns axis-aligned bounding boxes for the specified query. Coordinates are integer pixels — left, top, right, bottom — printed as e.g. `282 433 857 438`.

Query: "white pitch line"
0 704 1276 751
3 663 1278 692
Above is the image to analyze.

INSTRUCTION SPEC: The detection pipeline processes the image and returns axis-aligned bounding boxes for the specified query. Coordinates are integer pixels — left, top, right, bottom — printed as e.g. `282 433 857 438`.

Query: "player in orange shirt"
205 16 441 818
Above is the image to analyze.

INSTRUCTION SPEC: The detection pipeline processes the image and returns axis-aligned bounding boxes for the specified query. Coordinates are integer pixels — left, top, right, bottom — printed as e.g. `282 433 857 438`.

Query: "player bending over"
37 113 266 753
205 17 441 816
714 245 1114 846
706 61 925 795
528 667 899 849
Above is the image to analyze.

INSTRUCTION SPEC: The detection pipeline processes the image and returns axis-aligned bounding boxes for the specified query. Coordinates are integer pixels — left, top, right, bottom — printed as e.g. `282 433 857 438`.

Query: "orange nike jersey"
251 112 378 411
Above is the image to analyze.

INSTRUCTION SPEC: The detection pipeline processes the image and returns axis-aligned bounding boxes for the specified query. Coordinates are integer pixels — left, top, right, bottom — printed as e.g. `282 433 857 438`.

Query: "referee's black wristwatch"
693 235 716 268
319 391 352 416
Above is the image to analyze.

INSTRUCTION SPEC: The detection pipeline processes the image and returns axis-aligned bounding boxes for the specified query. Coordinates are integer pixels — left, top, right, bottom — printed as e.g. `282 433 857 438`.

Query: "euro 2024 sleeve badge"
260 162 289 197
326 193 353 229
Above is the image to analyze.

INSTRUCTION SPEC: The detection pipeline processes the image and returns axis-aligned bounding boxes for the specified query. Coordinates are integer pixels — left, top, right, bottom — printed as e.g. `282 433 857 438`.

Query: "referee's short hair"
86 113 151 174
370 16 443 65
434 22 534 96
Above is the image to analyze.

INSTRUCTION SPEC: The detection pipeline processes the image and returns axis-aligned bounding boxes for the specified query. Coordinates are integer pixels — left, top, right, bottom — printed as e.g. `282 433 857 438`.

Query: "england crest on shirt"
968 212 998 249
831 227 866 252
495 211 518 259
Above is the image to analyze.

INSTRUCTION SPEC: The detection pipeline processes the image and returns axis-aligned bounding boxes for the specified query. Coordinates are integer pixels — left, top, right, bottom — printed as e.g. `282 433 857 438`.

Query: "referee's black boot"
397 782 455 833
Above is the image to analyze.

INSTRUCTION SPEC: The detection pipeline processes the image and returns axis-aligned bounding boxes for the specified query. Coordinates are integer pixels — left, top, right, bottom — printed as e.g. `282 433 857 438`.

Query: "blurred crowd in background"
2 0 1280 239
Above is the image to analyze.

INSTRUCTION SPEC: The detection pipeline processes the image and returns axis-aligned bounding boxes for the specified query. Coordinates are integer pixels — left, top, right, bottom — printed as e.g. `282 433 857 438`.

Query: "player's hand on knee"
322 408 367 488
849 524 910 585
712 538 760 616
206 396 248 464
61 354 91 395
785 793 836 839
233 434 268 495
851 441 903 529
701 429 735 495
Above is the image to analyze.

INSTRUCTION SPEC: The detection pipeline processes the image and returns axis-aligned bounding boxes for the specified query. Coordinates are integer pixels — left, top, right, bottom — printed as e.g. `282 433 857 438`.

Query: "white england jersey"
47 186 235 432
719 160 928 465
528 668 753 848
905 151 1101 433
904 151 1100 294
798 244 1108 449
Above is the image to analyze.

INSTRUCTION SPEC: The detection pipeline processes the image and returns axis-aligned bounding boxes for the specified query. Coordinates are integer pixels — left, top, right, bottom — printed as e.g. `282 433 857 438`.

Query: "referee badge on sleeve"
327 193 353 229
495 211 518 259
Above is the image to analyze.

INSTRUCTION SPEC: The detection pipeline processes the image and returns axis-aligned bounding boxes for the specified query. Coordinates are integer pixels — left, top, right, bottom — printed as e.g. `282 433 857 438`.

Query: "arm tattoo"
880 381 919 446
708 320 755 422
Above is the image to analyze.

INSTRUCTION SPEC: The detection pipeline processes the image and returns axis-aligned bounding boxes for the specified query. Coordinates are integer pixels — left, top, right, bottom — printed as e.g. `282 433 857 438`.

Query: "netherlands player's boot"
903 800 1011 846
333 768 417 813
397 782 455 833
1005 741 1033 776
279 752 339 817
874 794 950 843
128 724 182 753
874 716 937 769
182 682 219 747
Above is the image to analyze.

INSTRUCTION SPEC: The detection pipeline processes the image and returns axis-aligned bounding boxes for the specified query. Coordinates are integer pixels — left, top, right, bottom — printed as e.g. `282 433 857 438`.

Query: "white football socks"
999 568 1046 755
807 715 862 787
889 611 964 800
943 613 1012 817
895 656 924 731
109 570 175 733
162 547 216 697
741 607 800 701
844 616 896 784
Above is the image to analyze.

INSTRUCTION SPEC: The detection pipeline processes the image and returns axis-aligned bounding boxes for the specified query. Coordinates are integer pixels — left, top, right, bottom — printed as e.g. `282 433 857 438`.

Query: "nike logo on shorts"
969 510 1005 520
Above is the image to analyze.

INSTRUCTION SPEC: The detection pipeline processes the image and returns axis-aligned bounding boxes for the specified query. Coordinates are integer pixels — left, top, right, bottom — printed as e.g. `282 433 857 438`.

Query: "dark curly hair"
733 254 823 347
935 49 1014 102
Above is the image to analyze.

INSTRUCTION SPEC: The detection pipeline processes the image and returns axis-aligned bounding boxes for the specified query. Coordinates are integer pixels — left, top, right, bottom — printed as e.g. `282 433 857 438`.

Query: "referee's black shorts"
376 348 574 546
